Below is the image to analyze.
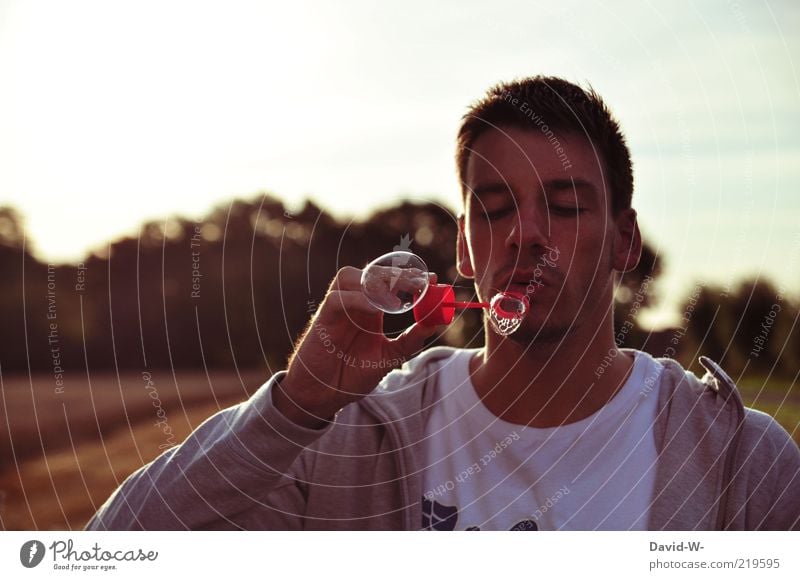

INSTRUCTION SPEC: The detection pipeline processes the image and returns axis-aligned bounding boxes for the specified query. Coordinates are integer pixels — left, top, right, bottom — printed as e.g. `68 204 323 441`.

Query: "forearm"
85 372 333 530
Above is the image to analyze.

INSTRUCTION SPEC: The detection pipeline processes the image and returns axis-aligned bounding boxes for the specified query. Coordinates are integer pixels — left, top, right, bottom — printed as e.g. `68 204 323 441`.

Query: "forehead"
464 126 609 202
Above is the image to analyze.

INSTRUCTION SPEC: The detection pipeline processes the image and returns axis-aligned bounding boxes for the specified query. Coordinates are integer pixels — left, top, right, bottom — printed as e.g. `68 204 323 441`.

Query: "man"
86 76 800 530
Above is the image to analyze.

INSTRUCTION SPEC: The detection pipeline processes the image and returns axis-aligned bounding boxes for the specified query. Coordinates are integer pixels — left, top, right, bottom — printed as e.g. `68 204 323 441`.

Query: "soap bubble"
488 292 529 336
360 251 430 314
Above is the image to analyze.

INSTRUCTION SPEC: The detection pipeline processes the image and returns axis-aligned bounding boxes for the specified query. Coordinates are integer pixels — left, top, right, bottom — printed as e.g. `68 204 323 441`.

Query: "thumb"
389 321 444 360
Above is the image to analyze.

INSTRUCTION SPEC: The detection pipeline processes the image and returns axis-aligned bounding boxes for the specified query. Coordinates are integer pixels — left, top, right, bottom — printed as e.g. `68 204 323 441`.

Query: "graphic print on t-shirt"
421 497 458 530
421 497 538 531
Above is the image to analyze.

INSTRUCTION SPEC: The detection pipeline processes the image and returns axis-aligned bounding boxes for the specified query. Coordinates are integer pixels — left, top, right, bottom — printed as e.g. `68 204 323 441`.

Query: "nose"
505 198 549 251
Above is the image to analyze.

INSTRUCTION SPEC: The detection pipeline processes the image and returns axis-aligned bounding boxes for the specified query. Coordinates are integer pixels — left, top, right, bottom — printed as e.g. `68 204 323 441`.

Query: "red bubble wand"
360 251 531 336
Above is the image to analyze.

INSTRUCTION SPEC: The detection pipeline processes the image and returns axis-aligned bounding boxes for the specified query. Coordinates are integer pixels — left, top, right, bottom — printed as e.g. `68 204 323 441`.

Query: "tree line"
0 199 796 378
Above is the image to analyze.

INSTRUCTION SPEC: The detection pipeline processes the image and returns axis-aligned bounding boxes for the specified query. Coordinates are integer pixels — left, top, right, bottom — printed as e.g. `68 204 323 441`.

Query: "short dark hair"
456 76 633 215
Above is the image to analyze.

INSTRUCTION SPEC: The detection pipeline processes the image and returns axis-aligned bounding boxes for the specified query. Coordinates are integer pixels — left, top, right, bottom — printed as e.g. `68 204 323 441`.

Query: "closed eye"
482 206 515 221
550 206 584 216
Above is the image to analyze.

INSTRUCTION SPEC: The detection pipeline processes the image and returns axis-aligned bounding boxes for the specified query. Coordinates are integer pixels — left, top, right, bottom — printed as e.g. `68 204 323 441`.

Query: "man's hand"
273 266 441 429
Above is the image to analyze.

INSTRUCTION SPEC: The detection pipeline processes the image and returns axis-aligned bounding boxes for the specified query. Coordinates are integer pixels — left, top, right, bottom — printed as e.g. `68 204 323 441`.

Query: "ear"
456 214 475 279
612 208 642 272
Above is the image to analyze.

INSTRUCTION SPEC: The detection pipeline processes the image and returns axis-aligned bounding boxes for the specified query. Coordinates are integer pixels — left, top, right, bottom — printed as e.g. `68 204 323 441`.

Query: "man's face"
458 126 638 345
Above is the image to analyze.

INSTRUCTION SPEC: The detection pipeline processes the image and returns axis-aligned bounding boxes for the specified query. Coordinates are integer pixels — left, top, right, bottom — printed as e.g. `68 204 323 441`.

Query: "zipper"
358 351 453 530
359 395 417 530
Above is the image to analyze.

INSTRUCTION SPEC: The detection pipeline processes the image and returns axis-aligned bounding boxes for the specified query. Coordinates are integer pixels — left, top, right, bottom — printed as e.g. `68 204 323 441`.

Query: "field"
0 369 265 530
1 370 798 530
736 376 800 446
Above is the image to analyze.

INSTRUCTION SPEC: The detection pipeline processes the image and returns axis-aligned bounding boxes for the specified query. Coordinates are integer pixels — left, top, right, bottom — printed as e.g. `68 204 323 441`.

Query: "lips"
497 270 551 290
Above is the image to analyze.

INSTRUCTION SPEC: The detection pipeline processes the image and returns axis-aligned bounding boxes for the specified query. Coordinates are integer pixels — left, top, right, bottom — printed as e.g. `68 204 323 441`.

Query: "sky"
0 0 798 327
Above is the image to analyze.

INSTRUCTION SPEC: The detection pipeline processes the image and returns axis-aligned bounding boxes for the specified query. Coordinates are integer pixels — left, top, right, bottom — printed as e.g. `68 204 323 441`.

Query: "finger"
361 275 403 309
369 266 426 285
398 268 429 288
389 321 445 360
363 268 426 304
391 274 428 294
331 266 365 292
323 289 382 320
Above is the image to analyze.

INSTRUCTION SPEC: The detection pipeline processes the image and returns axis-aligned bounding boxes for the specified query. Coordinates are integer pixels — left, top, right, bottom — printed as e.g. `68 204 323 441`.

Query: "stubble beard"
504 313 576 349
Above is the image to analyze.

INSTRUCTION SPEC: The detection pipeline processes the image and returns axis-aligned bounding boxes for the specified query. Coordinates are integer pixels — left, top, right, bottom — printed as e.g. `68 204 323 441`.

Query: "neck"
470 307 635 428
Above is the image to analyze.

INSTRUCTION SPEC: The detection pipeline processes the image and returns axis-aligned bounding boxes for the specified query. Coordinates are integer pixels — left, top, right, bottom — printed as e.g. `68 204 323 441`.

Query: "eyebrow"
469 181 513 199
469 178 599 199
544 178 598 197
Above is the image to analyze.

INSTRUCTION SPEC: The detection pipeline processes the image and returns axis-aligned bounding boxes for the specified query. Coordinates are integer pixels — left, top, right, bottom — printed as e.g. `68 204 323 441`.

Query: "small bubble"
488 292 529 336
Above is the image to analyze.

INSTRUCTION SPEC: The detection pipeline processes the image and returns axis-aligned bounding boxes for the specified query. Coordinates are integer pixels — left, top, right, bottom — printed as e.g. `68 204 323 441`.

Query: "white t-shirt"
420 349 665 530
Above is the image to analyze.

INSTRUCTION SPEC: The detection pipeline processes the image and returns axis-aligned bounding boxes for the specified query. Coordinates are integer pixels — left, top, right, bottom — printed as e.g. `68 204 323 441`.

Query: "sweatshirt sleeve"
737 408 800 530
84 371 334 530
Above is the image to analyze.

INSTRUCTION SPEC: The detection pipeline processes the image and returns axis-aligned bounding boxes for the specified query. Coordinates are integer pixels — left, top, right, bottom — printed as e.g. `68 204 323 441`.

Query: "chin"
504 319 573 348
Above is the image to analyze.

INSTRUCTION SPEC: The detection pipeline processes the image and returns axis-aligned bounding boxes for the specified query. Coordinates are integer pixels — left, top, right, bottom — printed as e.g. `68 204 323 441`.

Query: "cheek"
574 222 612 254
466 220 501 261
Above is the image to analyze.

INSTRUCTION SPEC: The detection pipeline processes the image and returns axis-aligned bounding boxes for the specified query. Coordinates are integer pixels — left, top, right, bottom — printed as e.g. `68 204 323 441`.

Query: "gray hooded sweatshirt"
85 347 800 530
